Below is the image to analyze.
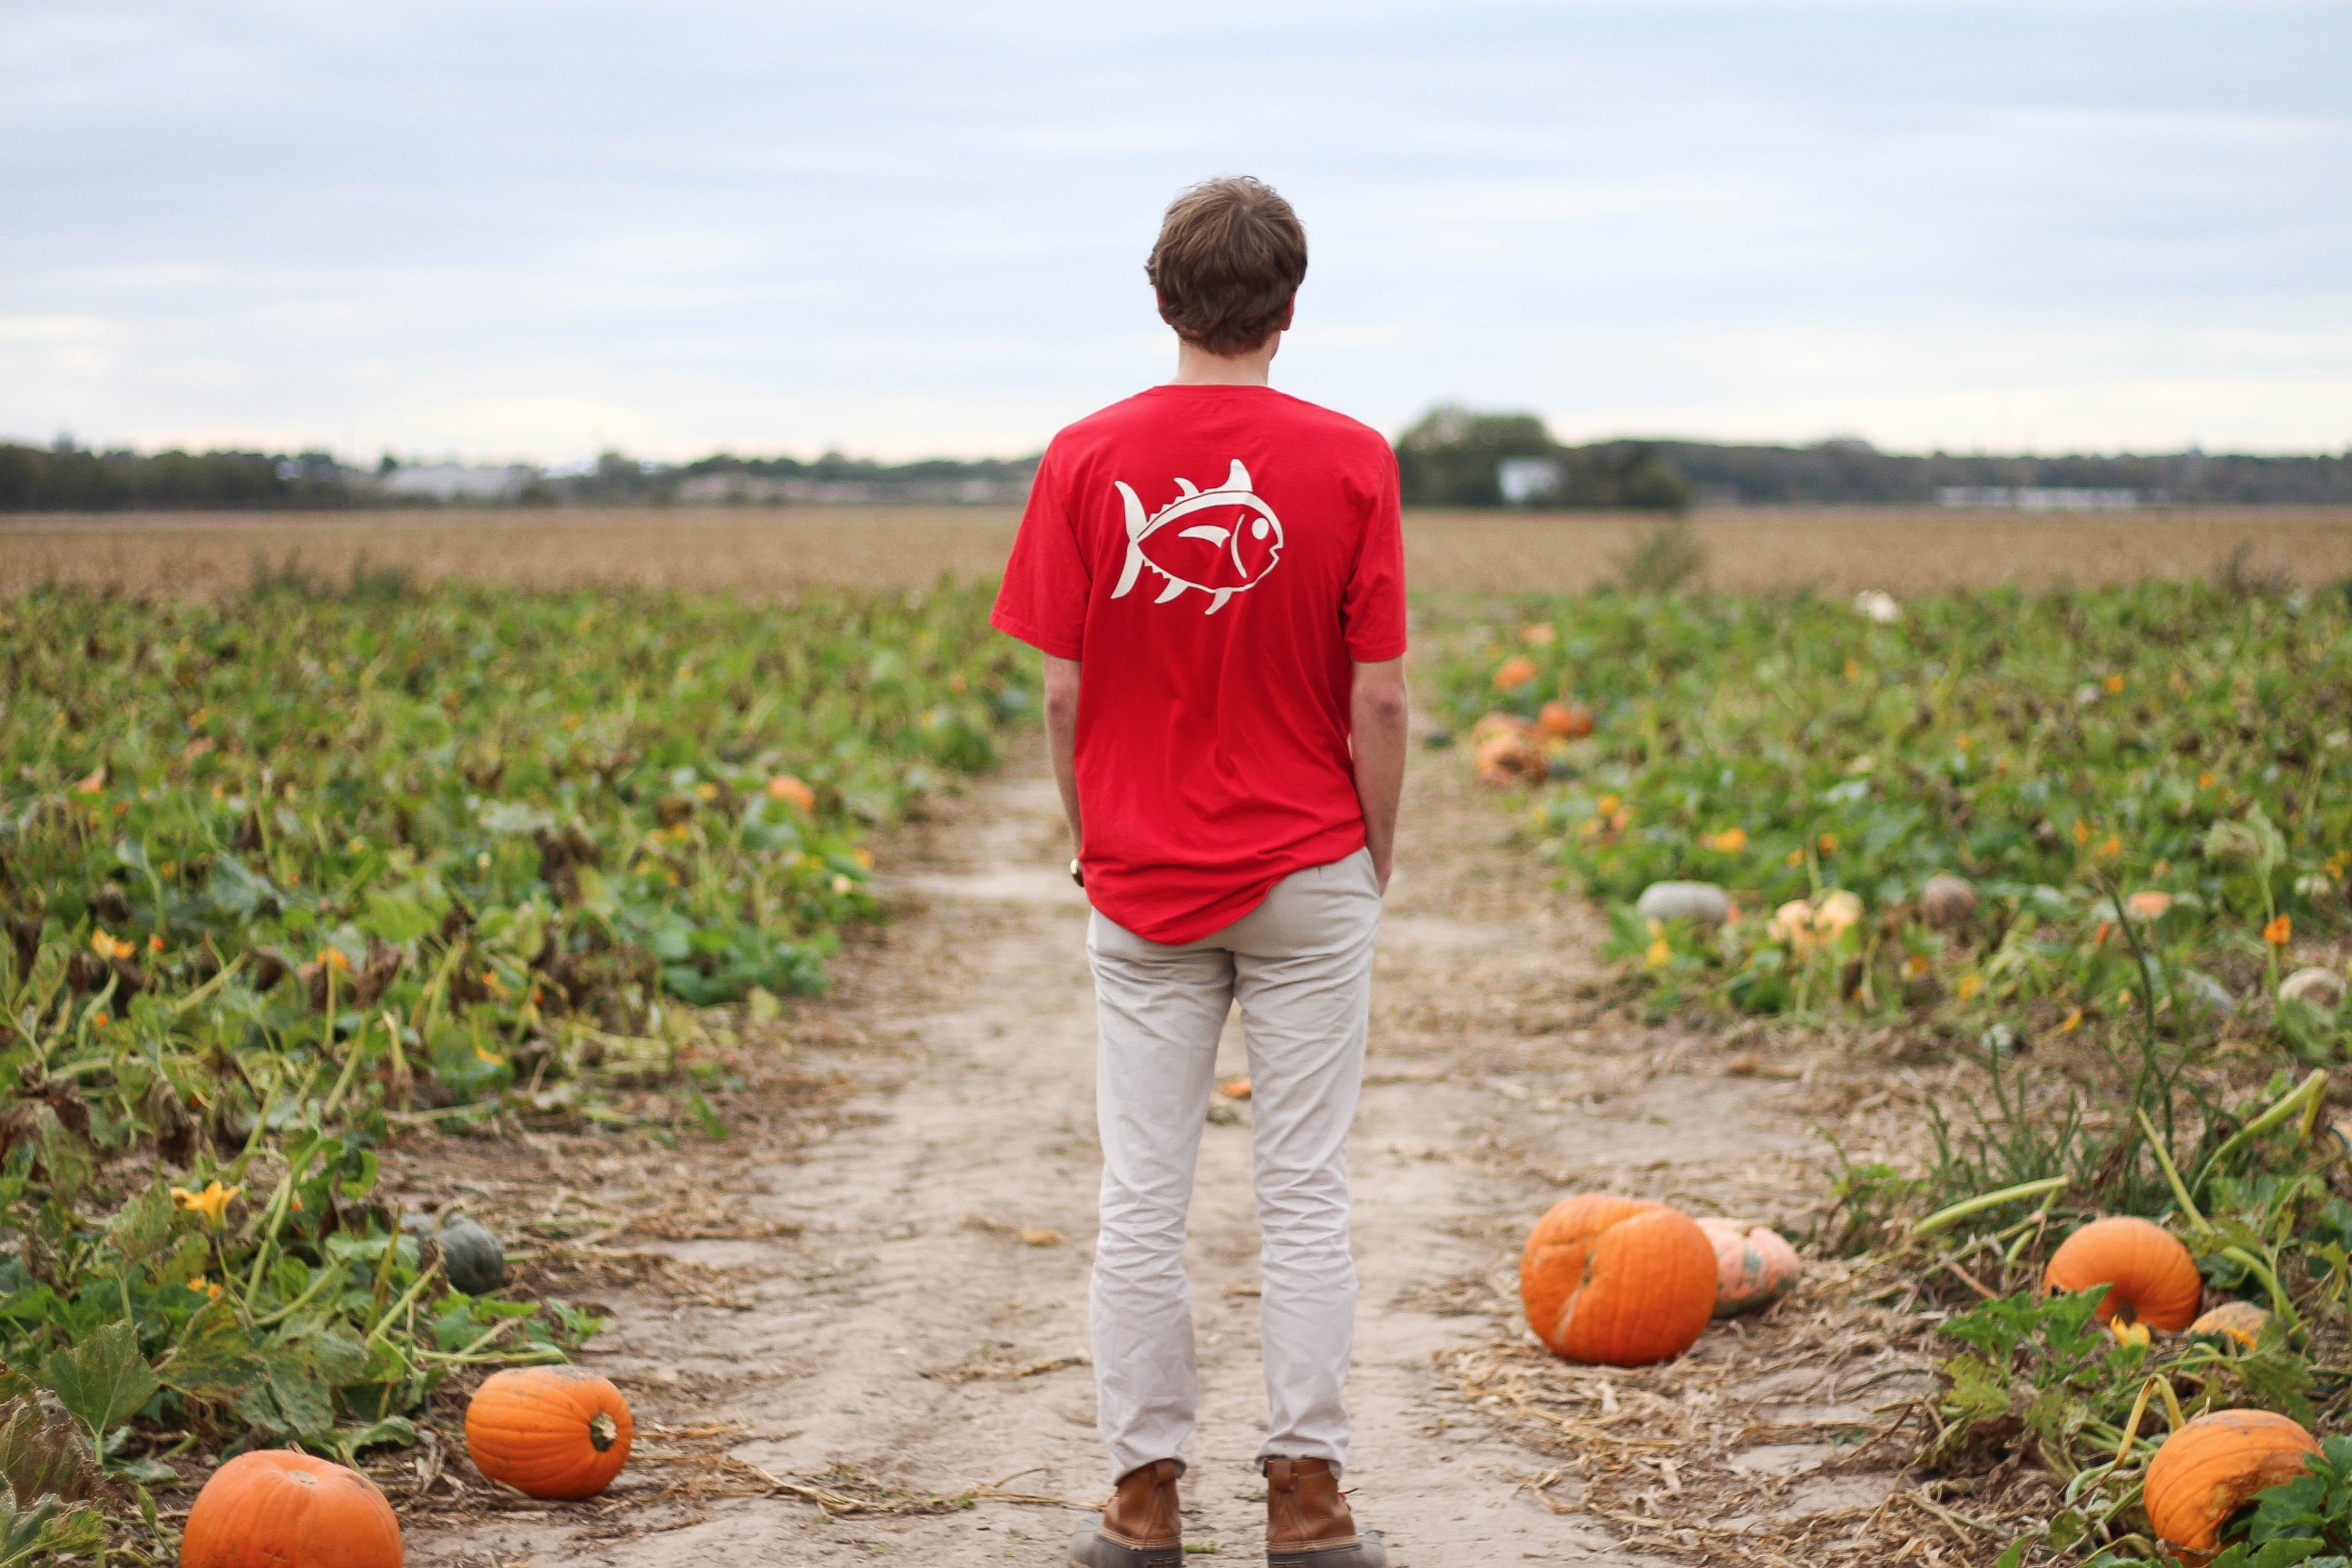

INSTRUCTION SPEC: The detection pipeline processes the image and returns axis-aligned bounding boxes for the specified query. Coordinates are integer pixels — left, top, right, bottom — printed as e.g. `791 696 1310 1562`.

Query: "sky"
4 1 2348 464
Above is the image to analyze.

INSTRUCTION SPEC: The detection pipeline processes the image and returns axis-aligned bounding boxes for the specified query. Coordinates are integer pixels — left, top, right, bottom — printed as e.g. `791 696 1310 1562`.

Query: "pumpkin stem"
589 1411 619 1452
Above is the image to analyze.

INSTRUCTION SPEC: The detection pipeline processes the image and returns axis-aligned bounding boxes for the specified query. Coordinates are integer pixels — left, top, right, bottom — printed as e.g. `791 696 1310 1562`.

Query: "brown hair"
1145 177 1308 355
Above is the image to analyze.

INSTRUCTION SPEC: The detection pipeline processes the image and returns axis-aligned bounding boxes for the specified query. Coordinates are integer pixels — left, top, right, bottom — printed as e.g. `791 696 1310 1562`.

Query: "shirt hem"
989 607 1083 661
1087 828 1370 946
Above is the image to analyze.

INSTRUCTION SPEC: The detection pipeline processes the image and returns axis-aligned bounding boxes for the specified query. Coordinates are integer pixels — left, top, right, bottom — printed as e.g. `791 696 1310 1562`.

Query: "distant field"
4 505 2347 599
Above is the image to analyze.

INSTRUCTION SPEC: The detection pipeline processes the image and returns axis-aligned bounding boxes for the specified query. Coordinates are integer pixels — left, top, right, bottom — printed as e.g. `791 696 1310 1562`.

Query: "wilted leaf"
0 1394 104 1504
0 1494 106 1568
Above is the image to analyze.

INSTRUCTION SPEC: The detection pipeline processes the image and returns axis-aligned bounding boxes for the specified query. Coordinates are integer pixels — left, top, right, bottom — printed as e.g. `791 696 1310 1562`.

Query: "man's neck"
1170 335 1280 387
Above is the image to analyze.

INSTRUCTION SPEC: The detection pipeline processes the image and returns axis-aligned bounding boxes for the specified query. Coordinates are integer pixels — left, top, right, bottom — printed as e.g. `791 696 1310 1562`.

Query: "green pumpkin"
438 1214 505 1296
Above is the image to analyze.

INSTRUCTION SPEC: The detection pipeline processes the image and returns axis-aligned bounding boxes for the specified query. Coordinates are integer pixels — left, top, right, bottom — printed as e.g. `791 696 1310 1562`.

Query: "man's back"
999 174 1401 1568
992 382 1405 945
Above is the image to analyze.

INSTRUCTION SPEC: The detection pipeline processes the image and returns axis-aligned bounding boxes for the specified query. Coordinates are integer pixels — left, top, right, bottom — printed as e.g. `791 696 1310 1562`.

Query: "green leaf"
156 1298 264 1405
359 888 434 945
232 1327 369 1441
38 1320 160 1449
329 1416 416 1466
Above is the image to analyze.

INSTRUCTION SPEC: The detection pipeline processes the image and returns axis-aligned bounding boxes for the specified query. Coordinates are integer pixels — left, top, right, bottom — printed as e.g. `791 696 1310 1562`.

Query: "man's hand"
1042 652 1084 857
1349 657 1408 893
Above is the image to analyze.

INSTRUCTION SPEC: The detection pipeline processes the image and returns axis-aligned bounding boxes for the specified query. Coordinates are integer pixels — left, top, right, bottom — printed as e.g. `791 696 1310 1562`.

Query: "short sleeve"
989 443 1089 660
1339 446 1407 662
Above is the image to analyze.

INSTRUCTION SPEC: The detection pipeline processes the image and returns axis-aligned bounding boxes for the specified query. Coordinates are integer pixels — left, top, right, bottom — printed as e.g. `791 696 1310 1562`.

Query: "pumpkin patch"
1521 1195 1718 1366
1693 1218 1800 1318
2143 1409 2319 1559
181 1450 402 1568
2044 1216 2203 1332
466 1366 635 1500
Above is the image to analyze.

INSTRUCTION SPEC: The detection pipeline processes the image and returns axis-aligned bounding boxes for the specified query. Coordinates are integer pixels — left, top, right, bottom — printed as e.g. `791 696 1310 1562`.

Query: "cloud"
2 1 2345 458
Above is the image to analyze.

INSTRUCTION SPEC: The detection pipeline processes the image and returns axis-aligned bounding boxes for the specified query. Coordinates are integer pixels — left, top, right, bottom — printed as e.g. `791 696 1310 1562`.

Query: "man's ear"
1278 297 1296 333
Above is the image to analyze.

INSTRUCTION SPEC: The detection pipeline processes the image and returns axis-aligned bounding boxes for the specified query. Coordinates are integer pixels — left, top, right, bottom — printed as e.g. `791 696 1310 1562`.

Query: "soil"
11 505 2350 601
395 736 1944 1566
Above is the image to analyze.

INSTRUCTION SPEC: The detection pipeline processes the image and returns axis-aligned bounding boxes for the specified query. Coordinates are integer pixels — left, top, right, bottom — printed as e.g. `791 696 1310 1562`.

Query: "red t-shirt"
990 383 1408 944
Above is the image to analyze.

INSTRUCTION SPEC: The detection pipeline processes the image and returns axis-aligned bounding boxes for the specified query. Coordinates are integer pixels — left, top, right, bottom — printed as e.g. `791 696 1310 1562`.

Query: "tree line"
5 423 2347 512
1396 407 2352 509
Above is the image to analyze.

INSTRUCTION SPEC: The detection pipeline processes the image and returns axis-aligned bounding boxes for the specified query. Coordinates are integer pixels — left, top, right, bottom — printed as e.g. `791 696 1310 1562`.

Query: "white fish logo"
1112 459 1284 615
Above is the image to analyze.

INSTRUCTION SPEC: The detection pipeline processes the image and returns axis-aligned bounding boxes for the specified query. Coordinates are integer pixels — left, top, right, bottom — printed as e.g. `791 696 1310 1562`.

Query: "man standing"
991 176 1407 1568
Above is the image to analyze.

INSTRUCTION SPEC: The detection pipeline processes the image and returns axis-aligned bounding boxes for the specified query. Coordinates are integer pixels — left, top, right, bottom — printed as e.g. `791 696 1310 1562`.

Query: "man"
990 176 1407 1568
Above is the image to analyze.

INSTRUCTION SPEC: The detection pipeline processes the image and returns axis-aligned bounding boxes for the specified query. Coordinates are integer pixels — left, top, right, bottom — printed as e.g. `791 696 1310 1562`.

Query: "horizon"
11 428 2349 473
6 3 2348 463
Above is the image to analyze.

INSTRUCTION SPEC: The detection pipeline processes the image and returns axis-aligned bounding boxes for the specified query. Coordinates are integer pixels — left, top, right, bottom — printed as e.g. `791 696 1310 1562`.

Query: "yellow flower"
2197 771 2216 789
2072 819 2092 847
1818 832 1838 855
1904 953 1929 979
2103 673 2126 695
1595 794 1621 817
171 1181 242 1229
91 1009 111 1029
853 848 875 869
148 934 165 953
1785 848 1805 867
1707 828 1749 854
2110 1318 2151 1348
2264 915 2292 946
1955 975 1984 1001
473 1041 506 1066
1644 936 1671 969
187 1275 225 1300
2057 1008 2083 1034
693 780 720 801
1844 659 1861 681
317 946 350 973
2098 834 2122 858
92 928 134 961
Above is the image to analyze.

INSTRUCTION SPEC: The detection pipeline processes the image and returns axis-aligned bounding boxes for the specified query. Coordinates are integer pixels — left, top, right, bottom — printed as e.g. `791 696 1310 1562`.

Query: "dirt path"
406 738 1858 1567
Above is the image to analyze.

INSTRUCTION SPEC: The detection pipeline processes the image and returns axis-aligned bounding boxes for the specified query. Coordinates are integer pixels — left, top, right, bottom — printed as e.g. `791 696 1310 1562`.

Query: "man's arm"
1043 652 1083 854
1350 657 1408 894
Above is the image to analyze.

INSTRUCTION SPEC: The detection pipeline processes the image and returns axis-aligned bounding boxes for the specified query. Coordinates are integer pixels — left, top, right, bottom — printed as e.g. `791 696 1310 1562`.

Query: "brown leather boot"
1265 1458 1387 1567
1069 1458 1183 1567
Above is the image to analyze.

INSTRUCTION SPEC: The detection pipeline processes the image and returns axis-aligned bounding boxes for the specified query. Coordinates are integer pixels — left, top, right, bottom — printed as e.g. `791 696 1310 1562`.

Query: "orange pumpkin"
2144 1409 2318 1560
466 1366 633 1500
181 1449 402 1568
1474 725 1546 786
2044 1216 2202 1332
1493 656 1539 691
2189 1300 2272 1353
1521 1195 1718 1366
1536 700 1596 740
1695 1218 1802 1318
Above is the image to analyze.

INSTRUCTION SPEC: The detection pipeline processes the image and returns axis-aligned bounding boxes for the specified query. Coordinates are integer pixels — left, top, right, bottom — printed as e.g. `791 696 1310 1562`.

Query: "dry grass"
5 505 2347 600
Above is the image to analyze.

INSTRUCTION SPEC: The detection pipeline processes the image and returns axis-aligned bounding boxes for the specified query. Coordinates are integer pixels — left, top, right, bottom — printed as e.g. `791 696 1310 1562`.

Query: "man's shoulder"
1256 389 1393 456
1051 387 1392 461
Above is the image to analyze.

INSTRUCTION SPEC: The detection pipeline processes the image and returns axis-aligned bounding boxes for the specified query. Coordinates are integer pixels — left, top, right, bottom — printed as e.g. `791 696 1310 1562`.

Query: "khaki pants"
1084 849 1382 1483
